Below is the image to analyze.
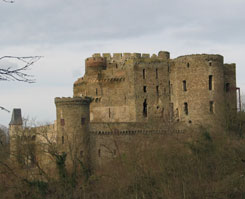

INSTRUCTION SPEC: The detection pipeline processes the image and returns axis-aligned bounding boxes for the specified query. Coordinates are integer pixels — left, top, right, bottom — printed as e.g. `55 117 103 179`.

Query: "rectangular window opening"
143 99 147 117
156 86 159 96
156 68 158 79
62 136 64 144
168 81 171 95
60 119 65 126
143 86 147 93
98 149 101 157
225 83 230 92
183 80 187 91
210 101 214 113
184 102 188 115
209 75 213 90
81 118 86 125
109 108 111 118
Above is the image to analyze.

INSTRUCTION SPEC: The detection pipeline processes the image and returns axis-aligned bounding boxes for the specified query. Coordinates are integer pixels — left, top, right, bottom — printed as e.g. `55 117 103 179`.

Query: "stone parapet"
55 97 92 106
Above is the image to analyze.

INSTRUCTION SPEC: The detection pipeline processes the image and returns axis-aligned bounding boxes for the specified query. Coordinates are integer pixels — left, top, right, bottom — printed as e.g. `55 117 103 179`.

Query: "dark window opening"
109 108 111 118
209 61 212 66
98 149 101 157
143 86 147 93
209 75 213 90
62 136 64 144
187 63 190 68
96 88 98 96
156 68 158 79
143 69 146 79
61 119 65 126
168 81 171 95
143 99 147 117
80 150 84 157
183 80 187 91
116 64 118 68
81 118 86 125
156 86 159 96
210 101 214 113
225 83 230 92
184 102 188 115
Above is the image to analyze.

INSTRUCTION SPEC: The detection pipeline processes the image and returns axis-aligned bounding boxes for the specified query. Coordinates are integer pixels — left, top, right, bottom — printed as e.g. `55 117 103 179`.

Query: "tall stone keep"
55 97 92 168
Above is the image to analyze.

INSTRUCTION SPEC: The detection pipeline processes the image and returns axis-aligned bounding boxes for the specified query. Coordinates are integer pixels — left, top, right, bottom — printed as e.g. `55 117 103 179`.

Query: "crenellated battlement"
89 51 170 61
55 97 92 106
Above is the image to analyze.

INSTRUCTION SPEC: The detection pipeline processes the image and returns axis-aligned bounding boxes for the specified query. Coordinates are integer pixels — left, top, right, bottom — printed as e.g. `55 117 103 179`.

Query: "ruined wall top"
175 54 224 63
55 97 92 106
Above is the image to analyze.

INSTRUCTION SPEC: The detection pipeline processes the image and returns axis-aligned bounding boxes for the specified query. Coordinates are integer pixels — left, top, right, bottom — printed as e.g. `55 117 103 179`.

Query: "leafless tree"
1 0 42 113
0 56 42 83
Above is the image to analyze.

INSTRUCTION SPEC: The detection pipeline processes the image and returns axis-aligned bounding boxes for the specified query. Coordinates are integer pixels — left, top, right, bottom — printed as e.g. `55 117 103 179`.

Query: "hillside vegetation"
1 120 245 199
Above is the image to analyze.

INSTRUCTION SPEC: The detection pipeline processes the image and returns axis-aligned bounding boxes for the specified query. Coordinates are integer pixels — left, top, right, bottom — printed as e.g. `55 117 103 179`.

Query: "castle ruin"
9 51 238 168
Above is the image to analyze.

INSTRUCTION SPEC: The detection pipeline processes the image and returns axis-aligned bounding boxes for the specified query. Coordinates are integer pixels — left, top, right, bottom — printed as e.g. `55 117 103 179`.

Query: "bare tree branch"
2 0 15 3
0 56 42 83
0 106 10 113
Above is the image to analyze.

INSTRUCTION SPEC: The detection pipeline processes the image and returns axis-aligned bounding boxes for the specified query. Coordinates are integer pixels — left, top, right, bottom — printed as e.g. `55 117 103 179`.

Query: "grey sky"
1 0 245 126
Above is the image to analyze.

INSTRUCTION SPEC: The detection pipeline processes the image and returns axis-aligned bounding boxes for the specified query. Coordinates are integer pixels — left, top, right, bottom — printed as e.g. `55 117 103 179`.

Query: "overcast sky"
1 0 245 126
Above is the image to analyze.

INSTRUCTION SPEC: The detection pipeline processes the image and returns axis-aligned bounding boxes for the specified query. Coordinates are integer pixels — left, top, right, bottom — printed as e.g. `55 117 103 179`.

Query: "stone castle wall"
9 51 238 169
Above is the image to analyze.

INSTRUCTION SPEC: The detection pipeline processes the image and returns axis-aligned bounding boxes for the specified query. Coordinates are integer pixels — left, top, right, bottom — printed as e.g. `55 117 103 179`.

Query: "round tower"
55 97 92 168
85 57 106 75
170 54 226 129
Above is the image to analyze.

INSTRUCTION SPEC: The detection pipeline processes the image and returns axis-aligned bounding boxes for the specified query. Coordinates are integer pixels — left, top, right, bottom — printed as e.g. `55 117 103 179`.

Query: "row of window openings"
143 85 159 95
142 63 214 80
182 76 213 92
95 79 229 97
143 68 164 80
183 77 231 92
183 101 214 115
143 100 214 118
60 118 86 126
143 76 214 94
186 62 212 68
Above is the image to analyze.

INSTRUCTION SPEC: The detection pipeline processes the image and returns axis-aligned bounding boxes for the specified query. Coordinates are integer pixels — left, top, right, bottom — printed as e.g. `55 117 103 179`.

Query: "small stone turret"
85 57 106 75
9 109 23 158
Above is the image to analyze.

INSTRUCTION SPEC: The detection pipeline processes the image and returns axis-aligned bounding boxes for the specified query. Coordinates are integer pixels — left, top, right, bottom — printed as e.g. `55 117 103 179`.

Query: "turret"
85 57 106 75
9 108 23 158
55 97 92 168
